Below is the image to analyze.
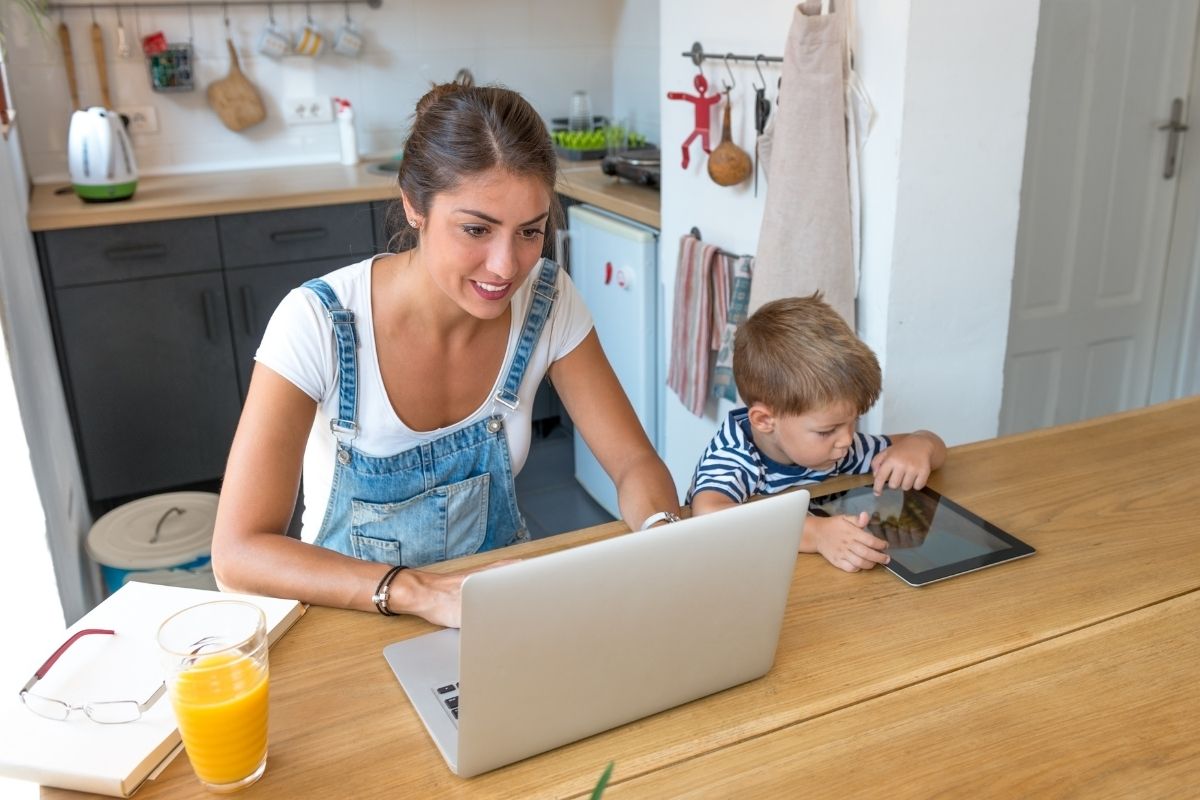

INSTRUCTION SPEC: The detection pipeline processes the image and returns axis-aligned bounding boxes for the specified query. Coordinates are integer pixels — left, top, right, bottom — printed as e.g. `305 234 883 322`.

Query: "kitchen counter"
26 160 661 232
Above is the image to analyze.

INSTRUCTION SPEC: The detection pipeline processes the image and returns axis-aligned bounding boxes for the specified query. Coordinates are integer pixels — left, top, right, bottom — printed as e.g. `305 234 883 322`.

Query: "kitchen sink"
366 159 402 177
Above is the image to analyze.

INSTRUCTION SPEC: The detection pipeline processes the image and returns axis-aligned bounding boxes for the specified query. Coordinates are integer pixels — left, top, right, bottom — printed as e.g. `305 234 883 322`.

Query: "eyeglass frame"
19 628 167 724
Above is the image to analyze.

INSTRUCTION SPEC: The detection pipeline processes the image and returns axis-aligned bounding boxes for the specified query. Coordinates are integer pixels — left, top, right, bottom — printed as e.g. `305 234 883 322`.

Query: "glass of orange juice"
157 601 269 793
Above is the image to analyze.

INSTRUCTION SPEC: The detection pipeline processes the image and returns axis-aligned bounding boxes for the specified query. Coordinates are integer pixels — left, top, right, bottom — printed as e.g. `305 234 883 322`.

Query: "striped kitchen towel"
711 254 755 403
668 233 722 417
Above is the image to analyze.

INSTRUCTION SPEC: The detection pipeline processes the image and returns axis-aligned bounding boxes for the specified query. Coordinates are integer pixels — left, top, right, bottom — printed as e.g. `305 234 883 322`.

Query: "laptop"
382 489 809 777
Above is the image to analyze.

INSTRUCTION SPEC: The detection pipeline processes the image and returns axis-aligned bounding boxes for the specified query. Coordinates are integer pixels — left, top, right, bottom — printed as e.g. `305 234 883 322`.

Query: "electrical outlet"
283 96 334 125
118 106 159 134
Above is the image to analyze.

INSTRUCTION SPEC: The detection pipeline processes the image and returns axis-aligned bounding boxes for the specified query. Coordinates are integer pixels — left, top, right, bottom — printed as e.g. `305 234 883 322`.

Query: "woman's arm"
548 331 680 530
211 364 478 627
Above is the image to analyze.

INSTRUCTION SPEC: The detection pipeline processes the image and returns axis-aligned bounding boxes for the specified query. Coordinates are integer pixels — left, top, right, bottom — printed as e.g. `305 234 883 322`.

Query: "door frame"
1151 11 1200 402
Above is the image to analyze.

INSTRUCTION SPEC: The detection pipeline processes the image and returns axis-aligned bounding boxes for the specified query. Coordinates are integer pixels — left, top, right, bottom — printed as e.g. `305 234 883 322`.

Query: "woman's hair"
733 293 882 416
387 76 560 254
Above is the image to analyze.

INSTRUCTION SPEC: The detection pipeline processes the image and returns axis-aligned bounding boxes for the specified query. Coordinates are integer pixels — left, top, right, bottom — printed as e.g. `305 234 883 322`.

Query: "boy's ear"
747 402 776 434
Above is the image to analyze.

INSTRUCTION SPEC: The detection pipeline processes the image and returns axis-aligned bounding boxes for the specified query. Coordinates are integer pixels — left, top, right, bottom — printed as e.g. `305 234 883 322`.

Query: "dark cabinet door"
55 273 243 500
225 256 359 397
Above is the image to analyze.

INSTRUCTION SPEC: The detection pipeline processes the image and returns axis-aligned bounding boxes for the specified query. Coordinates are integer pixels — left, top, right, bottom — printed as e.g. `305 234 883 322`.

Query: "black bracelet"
371 564 408 616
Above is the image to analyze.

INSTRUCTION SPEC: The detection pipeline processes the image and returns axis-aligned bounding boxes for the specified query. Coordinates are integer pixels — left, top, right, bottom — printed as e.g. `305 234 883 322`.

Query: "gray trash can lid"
86 491 218 570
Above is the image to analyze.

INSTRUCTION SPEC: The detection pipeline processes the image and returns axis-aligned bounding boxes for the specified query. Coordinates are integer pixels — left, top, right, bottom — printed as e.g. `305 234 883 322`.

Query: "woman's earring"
409 218 420 228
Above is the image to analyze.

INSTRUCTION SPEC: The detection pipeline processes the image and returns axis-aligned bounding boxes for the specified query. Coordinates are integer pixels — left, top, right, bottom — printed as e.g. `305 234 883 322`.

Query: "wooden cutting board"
207 39 266 132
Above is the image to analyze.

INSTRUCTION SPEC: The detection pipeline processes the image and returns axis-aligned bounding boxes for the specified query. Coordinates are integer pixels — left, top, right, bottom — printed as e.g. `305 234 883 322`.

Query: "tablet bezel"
812 485 1035 587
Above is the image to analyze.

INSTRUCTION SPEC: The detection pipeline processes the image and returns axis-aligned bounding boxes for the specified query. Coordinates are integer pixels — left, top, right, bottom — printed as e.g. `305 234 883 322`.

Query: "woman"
211 81 680 627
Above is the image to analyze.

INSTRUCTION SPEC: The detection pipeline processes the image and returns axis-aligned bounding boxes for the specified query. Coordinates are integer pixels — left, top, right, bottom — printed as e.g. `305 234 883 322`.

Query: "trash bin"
86 491 219 595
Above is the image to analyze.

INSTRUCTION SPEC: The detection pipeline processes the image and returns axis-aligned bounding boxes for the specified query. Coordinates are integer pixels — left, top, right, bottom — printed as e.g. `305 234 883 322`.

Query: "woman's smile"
471 279 512 301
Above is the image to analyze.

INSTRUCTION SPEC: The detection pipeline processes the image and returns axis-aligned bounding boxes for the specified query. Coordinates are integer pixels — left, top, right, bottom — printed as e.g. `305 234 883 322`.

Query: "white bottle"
334 97 359 166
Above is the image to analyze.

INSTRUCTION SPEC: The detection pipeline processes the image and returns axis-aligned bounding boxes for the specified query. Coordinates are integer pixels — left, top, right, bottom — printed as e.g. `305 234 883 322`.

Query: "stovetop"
601 148 661 190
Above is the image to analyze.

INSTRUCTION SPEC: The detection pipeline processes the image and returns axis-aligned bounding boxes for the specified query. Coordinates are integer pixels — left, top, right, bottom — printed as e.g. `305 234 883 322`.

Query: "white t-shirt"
255 256 594 542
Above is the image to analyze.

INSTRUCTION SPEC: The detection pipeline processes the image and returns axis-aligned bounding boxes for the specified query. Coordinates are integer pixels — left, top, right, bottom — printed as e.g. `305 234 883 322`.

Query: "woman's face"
413 167 551 320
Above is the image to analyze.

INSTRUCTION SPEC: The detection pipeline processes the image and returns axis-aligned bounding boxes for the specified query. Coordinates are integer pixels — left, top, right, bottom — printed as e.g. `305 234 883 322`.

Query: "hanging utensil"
116 6 132 59
207 13 266 132
91 8 113 109
707 56 752 187
753 55 772 196
58 18 81 111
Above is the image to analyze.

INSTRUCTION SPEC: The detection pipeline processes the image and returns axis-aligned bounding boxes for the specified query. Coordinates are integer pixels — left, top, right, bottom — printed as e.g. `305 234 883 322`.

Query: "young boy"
688 294 946 573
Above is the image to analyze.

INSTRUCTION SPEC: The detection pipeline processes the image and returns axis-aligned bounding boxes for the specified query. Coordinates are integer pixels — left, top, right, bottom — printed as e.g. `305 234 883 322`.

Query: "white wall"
657 0 1040 496
658 0 792 492
2 0 664 181
613 3 661 143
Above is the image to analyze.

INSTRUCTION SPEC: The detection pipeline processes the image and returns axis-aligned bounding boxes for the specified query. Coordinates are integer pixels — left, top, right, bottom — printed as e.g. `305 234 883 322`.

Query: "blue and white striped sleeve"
837 433 892 476
690 422 757 504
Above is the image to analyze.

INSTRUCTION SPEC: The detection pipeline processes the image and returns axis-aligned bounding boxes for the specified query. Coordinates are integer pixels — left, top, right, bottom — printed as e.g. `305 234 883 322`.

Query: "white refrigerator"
567 204 661 518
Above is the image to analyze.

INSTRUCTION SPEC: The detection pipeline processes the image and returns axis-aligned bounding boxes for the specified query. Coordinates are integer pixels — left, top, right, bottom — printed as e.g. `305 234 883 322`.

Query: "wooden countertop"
41 395 1200 799
26 160 660 232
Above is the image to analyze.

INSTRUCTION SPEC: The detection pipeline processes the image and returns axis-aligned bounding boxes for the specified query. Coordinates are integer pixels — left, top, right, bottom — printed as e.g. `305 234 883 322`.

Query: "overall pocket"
349 473 490 567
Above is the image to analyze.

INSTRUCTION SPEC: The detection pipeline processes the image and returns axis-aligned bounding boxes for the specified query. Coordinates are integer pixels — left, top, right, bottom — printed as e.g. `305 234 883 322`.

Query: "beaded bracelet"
372 564 408 616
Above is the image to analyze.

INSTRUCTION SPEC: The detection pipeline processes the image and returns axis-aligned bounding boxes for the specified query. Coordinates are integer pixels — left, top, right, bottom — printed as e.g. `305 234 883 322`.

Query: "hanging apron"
303 259 560 567
751 0 856 326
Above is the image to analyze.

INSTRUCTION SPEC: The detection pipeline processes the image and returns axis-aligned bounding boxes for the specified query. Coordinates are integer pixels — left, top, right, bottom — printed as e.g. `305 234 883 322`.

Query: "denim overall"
302 259 560 567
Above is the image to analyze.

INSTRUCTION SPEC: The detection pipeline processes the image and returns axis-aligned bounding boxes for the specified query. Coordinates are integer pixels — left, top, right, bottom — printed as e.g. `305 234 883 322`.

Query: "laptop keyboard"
434 681 459 725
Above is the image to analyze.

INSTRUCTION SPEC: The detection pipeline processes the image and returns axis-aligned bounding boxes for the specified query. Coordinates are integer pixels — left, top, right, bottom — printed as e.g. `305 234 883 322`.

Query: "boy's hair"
733 293 881 416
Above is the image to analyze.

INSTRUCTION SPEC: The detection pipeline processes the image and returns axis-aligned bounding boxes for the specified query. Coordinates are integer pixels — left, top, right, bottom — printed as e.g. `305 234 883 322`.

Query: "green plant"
590 761 614 799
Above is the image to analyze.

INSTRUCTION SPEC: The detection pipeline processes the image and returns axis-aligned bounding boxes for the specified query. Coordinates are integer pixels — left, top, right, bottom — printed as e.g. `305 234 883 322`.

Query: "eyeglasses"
19 628 166 724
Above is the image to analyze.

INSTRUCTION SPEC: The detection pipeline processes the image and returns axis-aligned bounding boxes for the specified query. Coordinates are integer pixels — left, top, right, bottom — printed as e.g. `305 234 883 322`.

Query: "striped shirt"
688 407 891 504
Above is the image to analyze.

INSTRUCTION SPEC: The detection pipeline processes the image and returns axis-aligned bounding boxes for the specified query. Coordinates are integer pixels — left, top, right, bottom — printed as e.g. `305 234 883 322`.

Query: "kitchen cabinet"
38 203 376 507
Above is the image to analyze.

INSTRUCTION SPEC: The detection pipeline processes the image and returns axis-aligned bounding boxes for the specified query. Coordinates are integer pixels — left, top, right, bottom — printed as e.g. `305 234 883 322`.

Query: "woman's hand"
395 560 520 628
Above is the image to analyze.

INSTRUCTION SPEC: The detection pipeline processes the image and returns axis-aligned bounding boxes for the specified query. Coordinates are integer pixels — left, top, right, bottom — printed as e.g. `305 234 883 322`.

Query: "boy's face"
748 401 858 470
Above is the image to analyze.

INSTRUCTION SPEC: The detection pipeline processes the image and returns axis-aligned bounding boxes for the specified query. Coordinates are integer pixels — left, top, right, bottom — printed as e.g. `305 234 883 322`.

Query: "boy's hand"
805 511 890 573
870 431 944 495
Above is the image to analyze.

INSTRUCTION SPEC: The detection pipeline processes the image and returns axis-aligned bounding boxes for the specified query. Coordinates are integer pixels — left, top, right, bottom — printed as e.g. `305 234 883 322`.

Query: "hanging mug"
257 23 289 58
294 23 325 57
332 23 363 57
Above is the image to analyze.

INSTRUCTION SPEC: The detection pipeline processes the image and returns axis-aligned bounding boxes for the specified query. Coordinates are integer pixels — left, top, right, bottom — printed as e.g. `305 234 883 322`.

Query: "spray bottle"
334 97 359 166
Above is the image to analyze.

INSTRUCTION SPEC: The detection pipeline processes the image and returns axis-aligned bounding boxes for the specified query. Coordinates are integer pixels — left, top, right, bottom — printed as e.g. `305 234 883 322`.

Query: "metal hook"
267 2 275 26
222 2 230 32
344 0 351 23
90 4 96 23
305 1 314 25
722 53 736 92
753 54 767 91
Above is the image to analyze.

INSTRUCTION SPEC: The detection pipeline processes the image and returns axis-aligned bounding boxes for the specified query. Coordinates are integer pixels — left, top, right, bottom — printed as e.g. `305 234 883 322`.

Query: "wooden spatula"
58 22 81 111
207 39 266 132
92 21 112 109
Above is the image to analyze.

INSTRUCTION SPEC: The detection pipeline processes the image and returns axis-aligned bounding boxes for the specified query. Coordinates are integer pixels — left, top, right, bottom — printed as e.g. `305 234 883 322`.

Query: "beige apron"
752 1 857 326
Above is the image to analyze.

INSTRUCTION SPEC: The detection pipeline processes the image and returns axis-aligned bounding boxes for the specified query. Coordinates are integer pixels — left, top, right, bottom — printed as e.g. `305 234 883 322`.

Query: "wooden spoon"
708 93 753 187
92 21 112 109
58 22 81 111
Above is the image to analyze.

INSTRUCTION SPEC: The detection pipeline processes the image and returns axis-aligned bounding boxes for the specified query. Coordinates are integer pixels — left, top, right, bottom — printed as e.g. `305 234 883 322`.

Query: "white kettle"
68 107 138 202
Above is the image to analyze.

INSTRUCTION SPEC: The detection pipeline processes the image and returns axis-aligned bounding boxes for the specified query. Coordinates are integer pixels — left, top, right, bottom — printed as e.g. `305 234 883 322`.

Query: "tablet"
811 485 1035 586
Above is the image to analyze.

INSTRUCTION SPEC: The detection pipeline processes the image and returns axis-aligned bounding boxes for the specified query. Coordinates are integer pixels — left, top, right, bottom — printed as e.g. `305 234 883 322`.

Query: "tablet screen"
811 485 1034 585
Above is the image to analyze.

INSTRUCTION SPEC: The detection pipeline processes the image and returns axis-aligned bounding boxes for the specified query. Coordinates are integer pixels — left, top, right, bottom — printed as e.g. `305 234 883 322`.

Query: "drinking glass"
158 601 269 794
568 90 593 133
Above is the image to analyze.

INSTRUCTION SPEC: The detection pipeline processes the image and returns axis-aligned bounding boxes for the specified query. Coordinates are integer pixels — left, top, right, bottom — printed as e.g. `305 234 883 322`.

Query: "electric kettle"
68 107 138 202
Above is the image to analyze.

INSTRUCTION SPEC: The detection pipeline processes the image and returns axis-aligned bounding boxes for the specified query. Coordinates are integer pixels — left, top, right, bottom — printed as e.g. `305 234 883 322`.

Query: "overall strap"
494 259 560 411
302 279 359 443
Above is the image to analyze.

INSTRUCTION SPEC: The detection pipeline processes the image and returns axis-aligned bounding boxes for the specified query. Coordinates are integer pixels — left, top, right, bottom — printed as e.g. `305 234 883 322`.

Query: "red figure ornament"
667 74 723 169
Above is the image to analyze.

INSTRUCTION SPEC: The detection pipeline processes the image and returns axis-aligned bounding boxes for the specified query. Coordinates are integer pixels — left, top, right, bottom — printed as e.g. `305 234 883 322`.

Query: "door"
1001 0 1200 434
56 273 243 499
225 256 359 396
568 205 659 518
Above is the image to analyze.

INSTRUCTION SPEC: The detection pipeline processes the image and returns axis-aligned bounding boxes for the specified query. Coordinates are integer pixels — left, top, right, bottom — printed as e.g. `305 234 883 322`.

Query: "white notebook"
0 581 305 797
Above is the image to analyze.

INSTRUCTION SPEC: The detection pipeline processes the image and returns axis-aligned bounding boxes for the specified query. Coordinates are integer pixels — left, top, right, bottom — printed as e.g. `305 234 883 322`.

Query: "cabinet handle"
269 227 328 244
240 286 256 334
104 243 168 261
201 289 219 342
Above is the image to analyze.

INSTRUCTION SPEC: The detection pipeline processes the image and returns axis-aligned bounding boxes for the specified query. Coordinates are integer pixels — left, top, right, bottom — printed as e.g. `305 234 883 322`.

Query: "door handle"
1158 97 1189 179
240 286 256 334
269 227 328 243
201 289 219 342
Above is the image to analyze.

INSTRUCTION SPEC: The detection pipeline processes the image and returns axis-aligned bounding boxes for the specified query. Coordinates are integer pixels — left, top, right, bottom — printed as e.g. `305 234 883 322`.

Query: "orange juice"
169 652 269 786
